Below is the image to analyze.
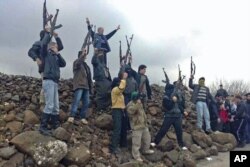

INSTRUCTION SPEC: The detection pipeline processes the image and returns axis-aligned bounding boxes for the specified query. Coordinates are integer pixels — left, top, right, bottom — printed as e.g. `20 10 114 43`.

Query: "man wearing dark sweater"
39 27 66 135
244 93 250 144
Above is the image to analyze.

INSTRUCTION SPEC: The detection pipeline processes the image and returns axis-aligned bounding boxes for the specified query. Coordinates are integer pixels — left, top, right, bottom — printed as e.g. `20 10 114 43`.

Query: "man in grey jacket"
189 75 214 133
39 27 66 135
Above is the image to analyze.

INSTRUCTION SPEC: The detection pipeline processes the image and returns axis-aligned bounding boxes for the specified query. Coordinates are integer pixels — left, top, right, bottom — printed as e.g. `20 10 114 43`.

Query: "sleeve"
41 32 51 57
235 104 246 119
28 46 38 61
113 80 126 95
146 76 152 99
55 37 64 51
105 29 117 40
189 78 195 89
57 54 66 67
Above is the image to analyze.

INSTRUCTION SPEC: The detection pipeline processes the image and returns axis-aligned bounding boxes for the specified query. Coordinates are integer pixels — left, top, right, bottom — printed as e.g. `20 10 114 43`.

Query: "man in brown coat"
68 49 92 124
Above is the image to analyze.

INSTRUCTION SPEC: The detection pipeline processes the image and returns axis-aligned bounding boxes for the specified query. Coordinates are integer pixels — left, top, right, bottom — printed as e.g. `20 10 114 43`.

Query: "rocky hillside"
0 72 237 167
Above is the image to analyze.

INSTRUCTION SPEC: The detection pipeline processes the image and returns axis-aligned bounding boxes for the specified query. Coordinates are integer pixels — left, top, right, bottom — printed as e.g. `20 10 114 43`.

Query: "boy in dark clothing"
68 49 92 125
232 95 247 147
39 28 66 135
154 82 188 150
28 30 64 104
86 18 120 65
137 65 152 110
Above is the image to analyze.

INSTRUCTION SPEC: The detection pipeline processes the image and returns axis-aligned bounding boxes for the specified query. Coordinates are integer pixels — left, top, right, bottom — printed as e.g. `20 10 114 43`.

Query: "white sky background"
0 0 249 85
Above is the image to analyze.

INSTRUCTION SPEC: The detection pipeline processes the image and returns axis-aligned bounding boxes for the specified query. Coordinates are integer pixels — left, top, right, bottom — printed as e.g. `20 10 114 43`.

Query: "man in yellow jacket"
127 92 154 162
110 72 128 154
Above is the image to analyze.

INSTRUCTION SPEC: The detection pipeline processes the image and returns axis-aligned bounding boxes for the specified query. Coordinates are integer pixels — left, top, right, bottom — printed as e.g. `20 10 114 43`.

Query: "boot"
39 113 52 136
50 114 60 130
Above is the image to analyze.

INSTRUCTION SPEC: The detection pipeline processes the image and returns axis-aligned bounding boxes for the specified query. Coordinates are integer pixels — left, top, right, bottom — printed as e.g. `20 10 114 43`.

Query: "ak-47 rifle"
119 41 123 66
191 56 196 76
124 34 133 65
50 9 62 34
81 24 93 55
162 68 170 85
43 0 51 28
178 64 186 84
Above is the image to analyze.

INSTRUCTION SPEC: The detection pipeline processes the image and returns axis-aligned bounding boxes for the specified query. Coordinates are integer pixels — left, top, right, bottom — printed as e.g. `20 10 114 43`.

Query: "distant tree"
210 79 250 96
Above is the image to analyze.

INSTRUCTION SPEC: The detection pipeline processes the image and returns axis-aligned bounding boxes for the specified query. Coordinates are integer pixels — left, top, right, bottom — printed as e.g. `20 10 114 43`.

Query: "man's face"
140 68 146 75
98 27 104 34
49 43 58 53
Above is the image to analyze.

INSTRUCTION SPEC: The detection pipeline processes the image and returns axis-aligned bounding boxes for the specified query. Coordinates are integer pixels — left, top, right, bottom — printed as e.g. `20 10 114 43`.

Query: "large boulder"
144 150 164 162
192 131 212 148
33 140 68 166
10 131 55 154
165 150 179 164
205 146 218 156
209 131 237 148
213 142 228 152
95 113 113 130
157 137 175 152
183 151 196 167
183 132 194 147
24 110 40 125
192 149 207 160
64 144 91 166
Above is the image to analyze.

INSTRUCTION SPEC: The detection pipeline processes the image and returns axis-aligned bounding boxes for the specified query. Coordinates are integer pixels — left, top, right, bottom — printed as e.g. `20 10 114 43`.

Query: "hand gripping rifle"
162 68 170 85
191 56 196 76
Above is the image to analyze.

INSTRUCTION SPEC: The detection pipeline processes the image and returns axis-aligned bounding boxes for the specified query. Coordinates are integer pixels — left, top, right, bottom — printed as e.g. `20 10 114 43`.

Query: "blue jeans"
70 88 89 119
43 80 59 115
196 101 211 130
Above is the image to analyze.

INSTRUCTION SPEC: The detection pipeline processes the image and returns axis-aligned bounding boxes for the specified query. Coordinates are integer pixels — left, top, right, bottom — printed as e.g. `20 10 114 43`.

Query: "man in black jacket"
28 30 64 104
39 27 66 135
154 82 188 150
137 65 152 110
232 95 247 147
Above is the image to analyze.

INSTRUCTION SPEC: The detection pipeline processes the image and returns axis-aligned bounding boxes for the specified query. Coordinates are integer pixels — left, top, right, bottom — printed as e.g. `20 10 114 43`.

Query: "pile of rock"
0 72 237 167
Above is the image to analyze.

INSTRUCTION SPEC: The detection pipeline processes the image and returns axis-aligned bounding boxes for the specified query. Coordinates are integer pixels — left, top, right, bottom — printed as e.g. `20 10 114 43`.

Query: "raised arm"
105 25 120 40
57 54 66 68
40 31 51 57
53 32 64 51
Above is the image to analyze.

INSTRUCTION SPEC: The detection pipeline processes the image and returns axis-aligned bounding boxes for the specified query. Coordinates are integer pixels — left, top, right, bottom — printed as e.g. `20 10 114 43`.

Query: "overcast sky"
0 0 249 85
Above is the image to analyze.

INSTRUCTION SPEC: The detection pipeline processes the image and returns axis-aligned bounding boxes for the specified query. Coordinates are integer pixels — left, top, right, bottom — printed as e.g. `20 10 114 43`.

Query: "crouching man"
127 92 154 162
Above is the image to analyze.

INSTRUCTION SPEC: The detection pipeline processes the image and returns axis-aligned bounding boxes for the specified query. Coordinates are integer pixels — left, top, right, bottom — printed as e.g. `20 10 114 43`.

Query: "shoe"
150 142 156 147
81 118 88 125
39 113 52 136
136 157 143 162
237 142 246 148
67 117 74 123
143 149 154 154
182 147 188 150
50 114 60 129
206 129 213 134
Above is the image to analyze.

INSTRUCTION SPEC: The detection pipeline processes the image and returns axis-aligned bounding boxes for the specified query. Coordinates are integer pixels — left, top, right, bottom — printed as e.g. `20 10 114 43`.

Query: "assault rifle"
81 24 93 55
162 68 170 85
191 56 196 76
124 34 133 65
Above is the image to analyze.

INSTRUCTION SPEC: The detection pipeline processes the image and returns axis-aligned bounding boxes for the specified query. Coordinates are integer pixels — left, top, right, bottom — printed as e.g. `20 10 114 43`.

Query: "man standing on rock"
137 65 152 110
245 93 250 144
39 27 66 135
127 91 154 162
67 49 92 125
109 72 128 154
28 30 64 104
189 76 214 133
154 82 188 150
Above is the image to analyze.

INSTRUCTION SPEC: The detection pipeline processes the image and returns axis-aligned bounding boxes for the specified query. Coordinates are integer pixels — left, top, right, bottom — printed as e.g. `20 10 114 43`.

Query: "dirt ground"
197 144 250 167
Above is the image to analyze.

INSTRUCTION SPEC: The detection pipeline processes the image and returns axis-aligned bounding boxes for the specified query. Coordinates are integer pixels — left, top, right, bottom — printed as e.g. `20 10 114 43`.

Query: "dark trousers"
154 116 184 147
110 109 127 152
246 119 250 143
218 122 231 133
234 119 247 143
